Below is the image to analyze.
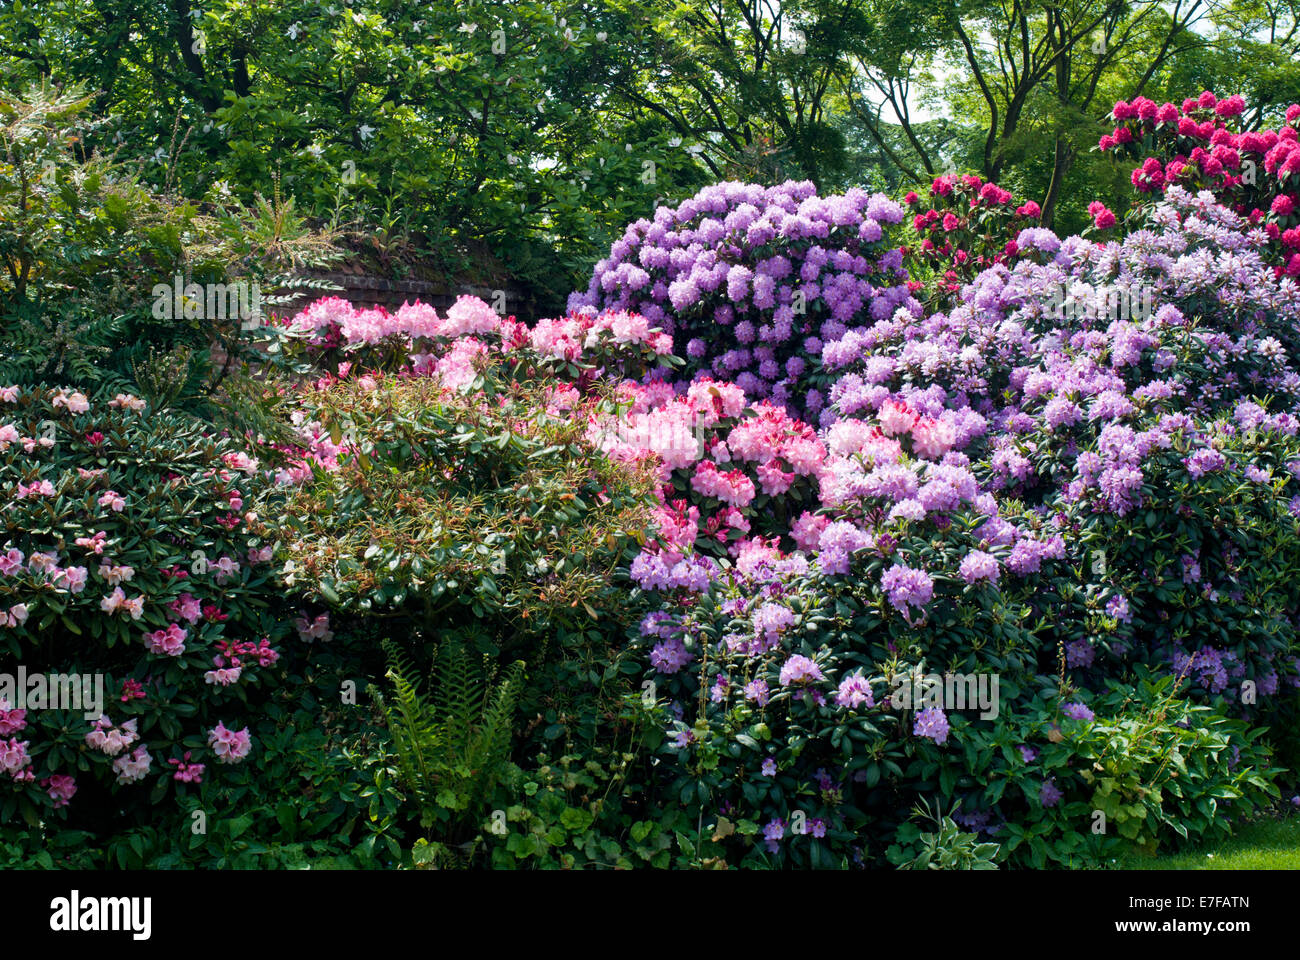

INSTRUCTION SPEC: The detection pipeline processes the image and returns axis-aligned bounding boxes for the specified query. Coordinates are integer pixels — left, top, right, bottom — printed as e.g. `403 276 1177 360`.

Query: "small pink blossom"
144 622 188 656
113 745 152 784
42 773 76 806
208 722 252 764
98 490 126 511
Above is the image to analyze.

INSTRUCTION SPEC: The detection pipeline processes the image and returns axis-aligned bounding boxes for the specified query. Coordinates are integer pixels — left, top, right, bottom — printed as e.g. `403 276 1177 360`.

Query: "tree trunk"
1041 137 1074 228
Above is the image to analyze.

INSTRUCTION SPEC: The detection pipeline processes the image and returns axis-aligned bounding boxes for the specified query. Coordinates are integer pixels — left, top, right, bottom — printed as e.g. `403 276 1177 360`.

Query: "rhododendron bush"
0 387 288 831
11 100 1300 869
1101 92 1300 273
277 359 658 645
902 174 1045 303
562 182 1300 867
569 181 916 420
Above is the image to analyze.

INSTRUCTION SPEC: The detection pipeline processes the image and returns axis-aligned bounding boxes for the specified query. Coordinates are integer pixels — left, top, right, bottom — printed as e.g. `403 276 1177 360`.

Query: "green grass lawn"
1115 813 1300 869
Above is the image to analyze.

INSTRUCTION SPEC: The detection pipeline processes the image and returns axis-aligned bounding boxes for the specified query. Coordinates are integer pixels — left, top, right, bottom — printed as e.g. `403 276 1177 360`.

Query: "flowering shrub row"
581 183 1300 866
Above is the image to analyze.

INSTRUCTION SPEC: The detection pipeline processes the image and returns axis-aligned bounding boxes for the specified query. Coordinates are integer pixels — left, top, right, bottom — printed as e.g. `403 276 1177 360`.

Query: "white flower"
358 124 375 141
306 143 324 159
287 22 302 40
667 136 682 148
596 31 608 41
458 21 478 34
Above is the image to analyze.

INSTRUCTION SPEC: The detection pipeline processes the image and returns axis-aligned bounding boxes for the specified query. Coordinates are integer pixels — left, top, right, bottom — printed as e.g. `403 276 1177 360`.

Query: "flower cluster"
570 180 913 416
903 173 1044 300
1101 91 1300 272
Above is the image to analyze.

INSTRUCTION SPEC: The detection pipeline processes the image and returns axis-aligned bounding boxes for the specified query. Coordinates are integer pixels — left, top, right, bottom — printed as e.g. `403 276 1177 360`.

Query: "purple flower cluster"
913 706 951 744
571 181 913 416
880 563 935 615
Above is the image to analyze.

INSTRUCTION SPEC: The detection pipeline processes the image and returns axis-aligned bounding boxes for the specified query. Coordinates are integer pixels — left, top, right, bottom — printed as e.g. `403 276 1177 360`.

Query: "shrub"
0 385 293 835
901 174 1042 303
1100 91 1300 271
613 185 1299 867
276 356 657 647
569 180 913 421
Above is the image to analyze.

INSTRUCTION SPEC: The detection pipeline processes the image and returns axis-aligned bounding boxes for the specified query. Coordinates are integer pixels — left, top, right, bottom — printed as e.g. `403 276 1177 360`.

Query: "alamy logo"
49 890 151 940
1046 282 1153 323
0 667 102 719
889 672 1000 719
151 275 263 329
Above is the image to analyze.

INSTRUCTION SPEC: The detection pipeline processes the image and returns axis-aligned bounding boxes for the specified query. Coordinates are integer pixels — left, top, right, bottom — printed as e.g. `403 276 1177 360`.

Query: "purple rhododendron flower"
1061 702 1095 722
913 706 950 744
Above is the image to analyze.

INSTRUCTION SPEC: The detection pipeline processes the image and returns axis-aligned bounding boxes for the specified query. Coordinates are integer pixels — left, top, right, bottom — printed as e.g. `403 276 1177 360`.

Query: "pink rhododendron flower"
51 388 90 413
144 623 187 656
113 745 152 784
877 399 916 436
97 490 126 512
42 773 75 806
295 613 333 642
85 716 139 757
109 393 146 411
208 722 252 764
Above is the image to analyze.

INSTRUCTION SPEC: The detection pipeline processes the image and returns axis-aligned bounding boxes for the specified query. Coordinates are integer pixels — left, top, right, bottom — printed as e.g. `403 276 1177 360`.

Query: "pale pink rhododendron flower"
109 393 146 411
16 479 56 498
98 562 135 586
85 716 139 757
49 565 88 594
100 587 146 619
910 416 957 460
113 745 152 784
98 490 126 512
0 603 29 628
204 665 243 686
0 548 24 576
294 613 333 642
212 555 241 583
75 530 108 553
51 388 90 413
877 398 916 436
27 550 57 572
208 722 252 764
0 737 31 776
